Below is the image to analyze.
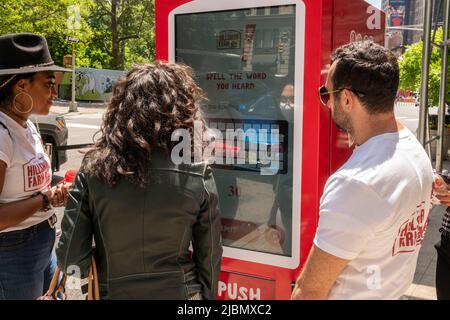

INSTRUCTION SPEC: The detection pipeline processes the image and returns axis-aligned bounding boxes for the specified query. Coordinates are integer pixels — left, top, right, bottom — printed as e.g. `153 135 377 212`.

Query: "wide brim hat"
0 33 72 76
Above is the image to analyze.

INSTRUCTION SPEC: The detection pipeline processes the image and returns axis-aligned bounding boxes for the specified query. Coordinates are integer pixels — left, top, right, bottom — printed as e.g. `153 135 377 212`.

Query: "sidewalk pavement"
404 205 441 300
50 100 107 116
52 99 107 109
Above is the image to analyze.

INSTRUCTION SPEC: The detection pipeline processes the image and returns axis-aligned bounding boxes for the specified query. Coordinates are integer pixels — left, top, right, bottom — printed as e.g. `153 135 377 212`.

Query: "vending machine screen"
175 5 297 257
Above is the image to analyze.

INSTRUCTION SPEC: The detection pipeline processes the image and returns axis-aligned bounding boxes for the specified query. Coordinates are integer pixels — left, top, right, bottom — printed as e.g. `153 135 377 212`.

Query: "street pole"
69 41 78 112
436 0 450 172
418 0 434 148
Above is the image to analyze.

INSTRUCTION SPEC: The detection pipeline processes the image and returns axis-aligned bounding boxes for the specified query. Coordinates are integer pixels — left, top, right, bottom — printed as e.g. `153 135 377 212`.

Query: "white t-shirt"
314 127 434 300
0 111 54 233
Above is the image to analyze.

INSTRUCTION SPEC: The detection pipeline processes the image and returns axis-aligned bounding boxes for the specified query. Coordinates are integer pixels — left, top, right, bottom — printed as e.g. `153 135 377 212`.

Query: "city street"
53 106 103 179
395 102 419 134
50 103 104 205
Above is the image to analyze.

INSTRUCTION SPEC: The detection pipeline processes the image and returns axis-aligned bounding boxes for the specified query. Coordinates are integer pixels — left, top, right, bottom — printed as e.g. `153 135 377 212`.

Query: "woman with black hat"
0 33 72 299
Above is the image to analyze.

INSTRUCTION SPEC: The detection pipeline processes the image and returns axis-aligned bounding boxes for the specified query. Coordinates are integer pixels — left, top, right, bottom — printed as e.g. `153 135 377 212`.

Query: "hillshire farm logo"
23 155 51 192
392 202 429 256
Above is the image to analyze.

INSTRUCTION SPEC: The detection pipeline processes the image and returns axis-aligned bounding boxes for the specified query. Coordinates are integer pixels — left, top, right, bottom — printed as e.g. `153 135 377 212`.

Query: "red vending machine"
156 0 385 300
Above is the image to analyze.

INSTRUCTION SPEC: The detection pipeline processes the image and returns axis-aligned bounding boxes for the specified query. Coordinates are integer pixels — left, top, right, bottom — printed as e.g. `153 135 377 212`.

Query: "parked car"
31 113 68 172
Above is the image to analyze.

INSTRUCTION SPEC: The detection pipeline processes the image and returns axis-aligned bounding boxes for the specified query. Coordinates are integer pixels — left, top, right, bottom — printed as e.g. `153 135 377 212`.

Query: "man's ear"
341 89 354 112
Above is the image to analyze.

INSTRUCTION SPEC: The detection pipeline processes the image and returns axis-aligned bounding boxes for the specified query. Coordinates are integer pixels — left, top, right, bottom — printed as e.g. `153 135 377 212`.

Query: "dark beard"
332 100 353 135
335 122 348 132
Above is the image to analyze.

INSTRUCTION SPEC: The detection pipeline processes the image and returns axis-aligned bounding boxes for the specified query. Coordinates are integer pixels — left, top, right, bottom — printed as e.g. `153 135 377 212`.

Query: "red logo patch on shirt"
23 155 51 192
392 201 429 256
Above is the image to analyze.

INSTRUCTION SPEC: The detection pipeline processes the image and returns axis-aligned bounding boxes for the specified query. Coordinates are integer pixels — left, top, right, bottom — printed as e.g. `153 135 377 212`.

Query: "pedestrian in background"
56 61 223 300
0 33 71 300
431 174 450 300
292 41 434 300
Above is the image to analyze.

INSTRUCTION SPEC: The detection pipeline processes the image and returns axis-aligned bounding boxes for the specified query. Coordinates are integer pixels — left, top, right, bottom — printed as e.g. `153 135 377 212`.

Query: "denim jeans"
0 225 56 300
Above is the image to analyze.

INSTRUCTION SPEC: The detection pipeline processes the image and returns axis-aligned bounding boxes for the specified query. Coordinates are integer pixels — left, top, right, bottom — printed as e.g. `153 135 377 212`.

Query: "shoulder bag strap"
88 256 100 300
41 266 67 300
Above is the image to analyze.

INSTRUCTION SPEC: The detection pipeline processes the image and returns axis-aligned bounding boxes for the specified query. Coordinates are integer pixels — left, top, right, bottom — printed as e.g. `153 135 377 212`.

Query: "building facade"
382 0 443 53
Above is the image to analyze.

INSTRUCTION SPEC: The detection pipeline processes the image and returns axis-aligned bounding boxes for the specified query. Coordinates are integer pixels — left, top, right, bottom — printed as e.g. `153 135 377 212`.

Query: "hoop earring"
13 91 34 114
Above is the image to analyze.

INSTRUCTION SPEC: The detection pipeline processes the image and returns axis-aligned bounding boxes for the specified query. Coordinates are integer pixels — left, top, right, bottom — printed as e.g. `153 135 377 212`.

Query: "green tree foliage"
0 0 95 67
0 0 155 70
90 0 154 70
399 28 449 106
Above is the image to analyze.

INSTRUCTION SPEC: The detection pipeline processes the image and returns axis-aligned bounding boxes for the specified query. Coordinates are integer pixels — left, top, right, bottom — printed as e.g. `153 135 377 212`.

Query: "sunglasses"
318 85 366 106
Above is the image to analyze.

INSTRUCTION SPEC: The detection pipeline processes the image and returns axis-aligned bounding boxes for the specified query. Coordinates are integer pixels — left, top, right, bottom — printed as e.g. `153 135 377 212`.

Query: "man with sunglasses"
291 41 434 300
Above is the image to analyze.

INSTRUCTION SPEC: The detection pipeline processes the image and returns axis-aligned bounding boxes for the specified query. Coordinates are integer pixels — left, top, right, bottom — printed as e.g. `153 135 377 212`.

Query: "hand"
43 183 71 208
54 182 71 207
43 187 62 208
433 174 450 206
59 182 71 206
42 188 54 201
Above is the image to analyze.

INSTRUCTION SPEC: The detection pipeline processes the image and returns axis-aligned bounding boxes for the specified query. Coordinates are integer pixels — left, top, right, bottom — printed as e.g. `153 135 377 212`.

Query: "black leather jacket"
56 154 222 300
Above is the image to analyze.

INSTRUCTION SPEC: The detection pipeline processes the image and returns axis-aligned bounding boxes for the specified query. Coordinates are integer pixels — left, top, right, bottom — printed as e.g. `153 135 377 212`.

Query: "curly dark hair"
331 41 399 114
81 61 206 188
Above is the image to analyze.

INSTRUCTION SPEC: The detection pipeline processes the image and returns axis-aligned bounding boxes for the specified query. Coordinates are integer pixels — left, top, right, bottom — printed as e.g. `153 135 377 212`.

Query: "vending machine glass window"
171 1 304 268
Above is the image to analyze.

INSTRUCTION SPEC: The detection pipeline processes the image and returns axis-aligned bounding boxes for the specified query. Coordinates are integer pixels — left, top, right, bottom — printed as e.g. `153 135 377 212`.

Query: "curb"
52 100 107 109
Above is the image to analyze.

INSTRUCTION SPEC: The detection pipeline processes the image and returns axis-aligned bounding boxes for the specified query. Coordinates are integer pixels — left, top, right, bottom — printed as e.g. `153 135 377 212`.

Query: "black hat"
0 33 72 76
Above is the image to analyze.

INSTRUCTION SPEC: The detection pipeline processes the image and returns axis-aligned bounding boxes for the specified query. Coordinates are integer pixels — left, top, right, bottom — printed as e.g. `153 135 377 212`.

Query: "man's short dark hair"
331 41 399 114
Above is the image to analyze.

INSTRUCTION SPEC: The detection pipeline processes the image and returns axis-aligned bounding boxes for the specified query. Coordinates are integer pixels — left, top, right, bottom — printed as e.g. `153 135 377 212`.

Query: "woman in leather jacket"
56 62 223 300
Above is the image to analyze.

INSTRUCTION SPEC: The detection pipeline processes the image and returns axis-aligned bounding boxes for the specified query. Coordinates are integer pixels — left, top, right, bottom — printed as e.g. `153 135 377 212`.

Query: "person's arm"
56 172 94 274
433 174 450 205
0 160 64 231
291 245 350 300
291 174 391 300
192 166 223 300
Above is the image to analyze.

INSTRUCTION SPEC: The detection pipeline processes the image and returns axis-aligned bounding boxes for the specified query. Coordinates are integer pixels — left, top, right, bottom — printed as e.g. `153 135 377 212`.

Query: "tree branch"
28 8 61 23
120 1 151 41
95 0 113 17
117 0 131 24
93 35 113 56
137 1 151 34
119 34 139 42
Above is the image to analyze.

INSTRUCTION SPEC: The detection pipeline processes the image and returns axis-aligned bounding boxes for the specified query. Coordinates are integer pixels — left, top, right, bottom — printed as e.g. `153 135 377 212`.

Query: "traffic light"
63 55 73 67
278 43 285 54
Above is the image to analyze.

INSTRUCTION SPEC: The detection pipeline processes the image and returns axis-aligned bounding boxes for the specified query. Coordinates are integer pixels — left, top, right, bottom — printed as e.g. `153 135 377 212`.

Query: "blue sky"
366 0 382 9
